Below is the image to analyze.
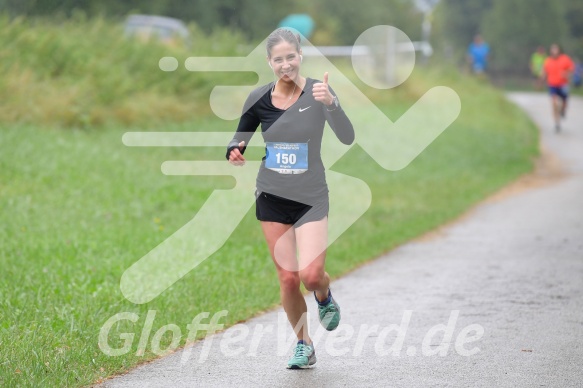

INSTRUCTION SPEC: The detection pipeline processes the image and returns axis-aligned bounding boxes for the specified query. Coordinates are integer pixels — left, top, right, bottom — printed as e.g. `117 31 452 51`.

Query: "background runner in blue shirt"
467 34 490 74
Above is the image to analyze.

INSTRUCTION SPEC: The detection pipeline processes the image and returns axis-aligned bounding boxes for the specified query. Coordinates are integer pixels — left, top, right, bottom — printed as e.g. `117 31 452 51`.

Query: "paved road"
101 93 583 387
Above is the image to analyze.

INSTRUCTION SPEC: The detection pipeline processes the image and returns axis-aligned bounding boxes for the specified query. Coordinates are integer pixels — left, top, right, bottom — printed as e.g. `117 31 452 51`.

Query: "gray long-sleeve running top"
226 78 354 203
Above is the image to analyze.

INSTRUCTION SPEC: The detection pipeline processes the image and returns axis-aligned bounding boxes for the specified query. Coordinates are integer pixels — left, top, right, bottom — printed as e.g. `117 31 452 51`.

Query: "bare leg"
551 95 561 131
261 221 310 343
552 95 560 124
561 97 568 118
295 218 331 302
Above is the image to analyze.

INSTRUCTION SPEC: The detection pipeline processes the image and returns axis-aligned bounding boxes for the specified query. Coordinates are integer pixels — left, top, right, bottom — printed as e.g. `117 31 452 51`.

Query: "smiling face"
267 41 302 82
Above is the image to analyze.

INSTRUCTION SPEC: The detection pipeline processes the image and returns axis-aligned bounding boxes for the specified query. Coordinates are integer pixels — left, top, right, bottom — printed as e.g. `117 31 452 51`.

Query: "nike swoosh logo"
299 106 311 112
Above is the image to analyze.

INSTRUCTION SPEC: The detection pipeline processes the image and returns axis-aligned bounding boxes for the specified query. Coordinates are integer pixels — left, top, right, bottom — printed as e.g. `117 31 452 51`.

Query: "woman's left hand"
312 72 334 106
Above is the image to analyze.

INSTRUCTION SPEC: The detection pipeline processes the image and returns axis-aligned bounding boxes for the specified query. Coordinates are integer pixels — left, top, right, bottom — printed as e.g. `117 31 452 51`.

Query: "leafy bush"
0 14 249 128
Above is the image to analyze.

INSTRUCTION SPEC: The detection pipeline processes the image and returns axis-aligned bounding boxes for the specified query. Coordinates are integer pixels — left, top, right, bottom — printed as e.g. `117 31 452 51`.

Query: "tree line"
0 0 424 45
3 0 580 74
434 0 583 73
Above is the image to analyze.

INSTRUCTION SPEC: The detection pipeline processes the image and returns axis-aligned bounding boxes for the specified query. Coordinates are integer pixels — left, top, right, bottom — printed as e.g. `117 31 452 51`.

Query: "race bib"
265 142 308 174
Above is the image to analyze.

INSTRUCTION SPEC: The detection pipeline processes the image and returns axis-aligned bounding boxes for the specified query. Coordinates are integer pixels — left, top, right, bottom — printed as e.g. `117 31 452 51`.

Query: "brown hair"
266 28 301 58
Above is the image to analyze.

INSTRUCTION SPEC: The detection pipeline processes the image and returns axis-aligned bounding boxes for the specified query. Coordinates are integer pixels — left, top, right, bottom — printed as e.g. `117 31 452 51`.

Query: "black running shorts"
255 191 328 227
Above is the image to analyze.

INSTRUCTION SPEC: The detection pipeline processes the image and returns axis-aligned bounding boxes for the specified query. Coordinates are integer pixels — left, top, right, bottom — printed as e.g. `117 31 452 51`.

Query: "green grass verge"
0 14 251 128
0 65 539 386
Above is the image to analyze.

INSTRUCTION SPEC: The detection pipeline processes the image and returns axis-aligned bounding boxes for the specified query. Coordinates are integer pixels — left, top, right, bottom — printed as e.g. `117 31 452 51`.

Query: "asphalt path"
100 93 583 387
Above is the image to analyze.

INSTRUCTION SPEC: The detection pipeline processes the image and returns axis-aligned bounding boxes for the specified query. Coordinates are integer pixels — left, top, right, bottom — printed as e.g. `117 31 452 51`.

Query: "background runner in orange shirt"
541 43 575 132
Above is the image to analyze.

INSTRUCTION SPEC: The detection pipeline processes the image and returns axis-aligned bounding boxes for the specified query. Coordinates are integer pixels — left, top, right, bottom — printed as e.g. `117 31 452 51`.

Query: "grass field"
0 16 540 387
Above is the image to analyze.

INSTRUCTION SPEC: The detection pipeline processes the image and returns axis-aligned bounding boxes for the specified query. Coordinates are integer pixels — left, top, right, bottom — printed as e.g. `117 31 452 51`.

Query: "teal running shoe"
315 289 341 331
287 341 317 369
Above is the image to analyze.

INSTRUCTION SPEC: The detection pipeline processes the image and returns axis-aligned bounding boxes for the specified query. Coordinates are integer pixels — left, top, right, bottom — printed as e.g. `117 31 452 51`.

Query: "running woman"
541 43 575 132
226 28 354 369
